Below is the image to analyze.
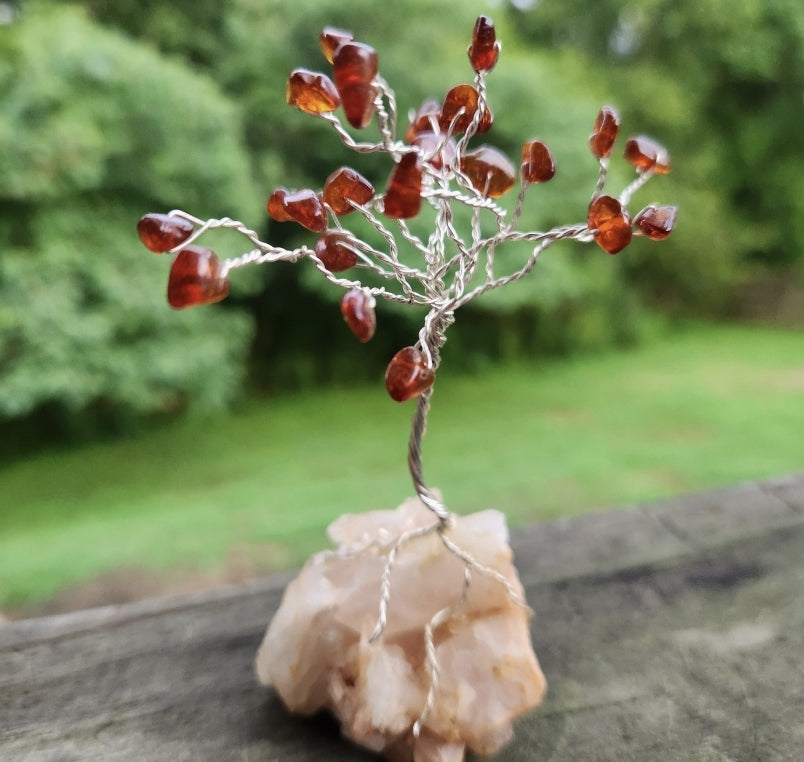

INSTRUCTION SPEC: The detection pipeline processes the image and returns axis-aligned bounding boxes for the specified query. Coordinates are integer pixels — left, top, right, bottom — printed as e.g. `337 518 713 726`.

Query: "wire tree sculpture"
137 15 676 759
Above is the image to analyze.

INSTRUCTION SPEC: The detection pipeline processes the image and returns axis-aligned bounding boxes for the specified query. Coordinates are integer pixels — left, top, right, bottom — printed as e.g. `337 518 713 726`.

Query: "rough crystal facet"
340 288 376 342
624 135 671 174
460 145 516 198
333 41 378 129
323 167 375 215
319 26 354 63
382 152 423 219
588 105 620 160
385 346 435 401
634 205 678 240
588 195 632 254
167 246 230 309
314 232 360 272
468 15 499 73
286 69 340 115
255 499 546 760
520 140 556 184
439 84 492 135
137 213 194 253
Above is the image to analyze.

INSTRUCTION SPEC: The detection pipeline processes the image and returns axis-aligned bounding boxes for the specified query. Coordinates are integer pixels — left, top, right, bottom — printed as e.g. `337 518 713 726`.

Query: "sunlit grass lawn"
1 322 802 608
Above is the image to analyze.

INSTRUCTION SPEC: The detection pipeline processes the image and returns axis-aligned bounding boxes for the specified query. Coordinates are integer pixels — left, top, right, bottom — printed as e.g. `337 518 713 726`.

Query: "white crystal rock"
255 497 546 761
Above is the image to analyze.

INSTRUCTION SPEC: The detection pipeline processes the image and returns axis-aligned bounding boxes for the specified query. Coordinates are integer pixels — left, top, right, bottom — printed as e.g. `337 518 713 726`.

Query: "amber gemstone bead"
383 152 423 219
460 145 516 198
404 98 442 142
319 26 354 63
411 131 457 170
624 135 671 174
634 205 678 240
267 188 294 222
588 105 620 160
323 167 375 215
385 346 435 402
272 189 328 232
588 195 632 254
286 69 340 115
438 84 492 135
314 232 360 272
340 288 376 343
332 41 378 129
468 15 499 73
520 140 556 184
167 246 230 309
137 213 194 253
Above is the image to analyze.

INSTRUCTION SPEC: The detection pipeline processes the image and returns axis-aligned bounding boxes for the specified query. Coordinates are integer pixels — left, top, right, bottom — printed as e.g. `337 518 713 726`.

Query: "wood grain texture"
2 473 803 761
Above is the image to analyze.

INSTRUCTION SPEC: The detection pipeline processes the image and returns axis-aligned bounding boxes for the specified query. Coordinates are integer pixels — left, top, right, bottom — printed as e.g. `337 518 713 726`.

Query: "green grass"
1 322 803 608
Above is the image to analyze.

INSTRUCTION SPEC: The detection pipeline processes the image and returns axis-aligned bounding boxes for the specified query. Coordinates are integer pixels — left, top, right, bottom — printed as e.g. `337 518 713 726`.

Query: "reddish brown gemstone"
468 15 499 73
323 167 375 215
340 288 376 342
333 42 378 129
285 69 340 115
167 246 230 309
520 140 556 184
383 152 423 219
137 213 194 253
438 84 492 135
460 145 516 198
404 98 442 142
274 189 328 232
385 346 435 402
314 232 360 271
588 105 620 160
624 135 671 174
319 26 354 63
267 188 294 222
411 131 457 170
588 195 632 254
633 205 678 240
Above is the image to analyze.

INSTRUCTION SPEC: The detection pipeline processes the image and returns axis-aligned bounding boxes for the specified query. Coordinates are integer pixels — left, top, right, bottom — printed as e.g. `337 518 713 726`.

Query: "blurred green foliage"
0 0 800 441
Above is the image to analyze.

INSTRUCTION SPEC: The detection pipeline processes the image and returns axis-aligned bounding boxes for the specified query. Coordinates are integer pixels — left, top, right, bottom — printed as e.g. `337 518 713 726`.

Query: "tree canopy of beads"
137 15 676 519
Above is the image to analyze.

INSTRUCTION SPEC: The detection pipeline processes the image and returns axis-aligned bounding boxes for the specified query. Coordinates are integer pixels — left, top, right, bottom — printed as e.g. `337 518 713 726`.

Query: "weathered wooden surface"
1 473 803 761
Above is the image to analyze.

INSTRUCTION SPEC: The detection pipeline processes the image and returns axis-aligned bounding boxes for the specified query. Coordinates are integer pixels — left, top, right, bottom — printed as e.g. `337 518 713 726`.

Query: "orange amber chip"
314 232 360 271
267 188 294 222
167 246 230 309
589 105 620 160
468 15 499 73
319 26 353 63
269 189 327 232
333 41 378 129
340 288 376 343
438 84 492 135
137 213 194 253
385 346 435 402
404 98 442 142
460 145 515 198
588 195 632 254
520 140 556 184
383 152 423 219
286 69 340 115
323 167 375 215
624 135 671 174
634 205 678 240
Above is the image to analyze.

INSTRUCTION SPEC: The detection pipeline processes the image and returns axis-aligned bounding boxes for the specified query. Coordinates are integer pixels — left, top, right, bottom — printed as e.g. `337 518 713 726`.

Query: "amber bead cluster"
138 15 676 404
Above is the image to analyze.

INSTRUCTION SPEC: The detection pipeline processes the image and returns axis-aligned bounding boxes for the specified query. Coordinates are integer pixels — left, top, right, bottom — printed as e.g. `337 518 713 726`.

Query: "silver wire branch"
413 565 472 738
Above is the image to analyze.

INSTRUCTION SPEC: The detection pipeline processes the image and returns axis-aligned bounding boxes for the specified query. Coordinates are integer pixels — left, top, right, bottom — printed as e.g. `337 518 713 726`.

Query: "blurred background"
1 0 802 618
